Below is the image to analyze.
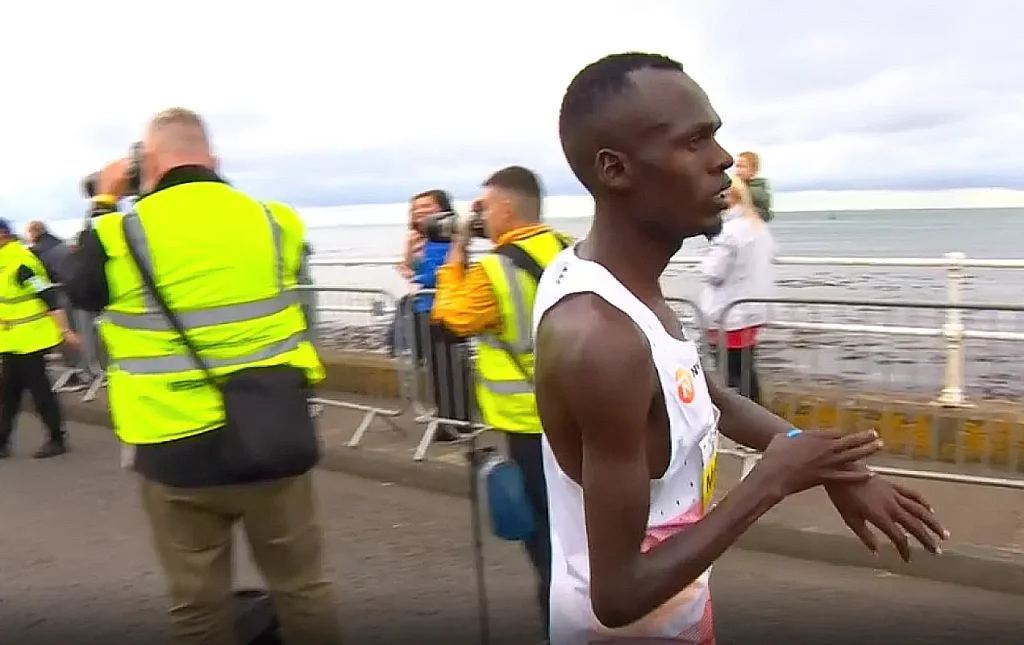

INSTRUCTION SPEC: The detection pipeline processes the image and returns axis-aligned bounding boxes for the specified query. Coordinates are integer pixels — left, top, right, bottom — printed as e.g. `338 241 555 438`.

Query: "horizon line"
298 187 1024 215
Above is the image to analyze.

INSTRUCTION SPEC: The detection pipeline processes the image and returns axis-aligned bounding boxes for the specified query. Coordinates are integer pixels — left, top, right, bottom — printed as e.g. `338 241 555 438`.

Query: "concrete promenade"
1 417 1023 644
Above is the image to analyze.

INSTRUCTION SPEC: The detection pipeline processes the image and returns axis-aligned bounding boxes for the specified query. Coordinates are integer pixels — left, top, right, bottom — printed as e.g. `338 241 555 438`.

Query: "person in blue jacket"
396 189 472 441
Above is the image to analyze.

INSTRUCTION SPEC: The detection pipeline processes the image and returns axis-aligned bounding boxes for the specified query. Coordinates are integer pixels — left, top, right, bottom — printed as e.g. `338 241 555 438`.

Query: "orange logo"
674 367 695 404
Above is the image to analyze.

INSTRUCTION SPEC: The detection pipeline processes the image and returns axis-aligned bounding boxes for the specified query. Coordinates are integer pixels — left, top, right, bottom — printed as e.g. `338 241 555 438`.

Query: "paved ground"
1 418 1023 644
60 388 1024 563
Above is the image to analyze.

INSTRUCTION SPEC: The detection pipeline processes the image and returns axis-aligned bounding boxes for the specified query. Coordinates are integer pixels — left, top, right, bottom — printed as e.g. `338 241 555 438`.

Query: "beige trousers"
141 472 340 645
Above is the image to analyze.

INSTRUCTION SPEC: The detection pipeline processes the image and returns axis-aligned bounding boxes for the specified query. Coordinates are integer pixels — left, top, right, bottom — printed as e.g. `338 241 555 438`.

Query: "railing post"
935 251 971 408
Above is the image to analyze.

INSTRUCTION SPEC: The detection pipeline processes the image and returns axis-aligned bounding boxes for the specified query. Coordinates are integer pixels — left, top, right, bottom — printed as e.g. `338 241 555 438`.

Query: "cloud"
0 0 1020 221
693 1 1024 192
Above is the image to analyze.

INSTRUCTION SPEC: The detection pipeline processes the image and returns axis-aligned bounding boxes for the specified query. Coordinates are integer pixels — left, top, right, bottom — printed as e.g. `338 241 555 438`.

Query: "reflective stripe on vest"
102 204 288 335
117 332 304 374
477 376 533 395
5 310 52 326
0 293 40 304
104 205 299 376
0 242 62 354
476 253 534 356
94 184 324 445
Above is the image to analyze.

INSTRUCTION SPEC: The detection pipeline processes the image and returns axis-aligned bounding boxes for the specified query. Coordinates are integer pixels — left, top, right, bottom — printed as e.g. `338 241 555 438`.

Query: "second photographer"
431 165 571 639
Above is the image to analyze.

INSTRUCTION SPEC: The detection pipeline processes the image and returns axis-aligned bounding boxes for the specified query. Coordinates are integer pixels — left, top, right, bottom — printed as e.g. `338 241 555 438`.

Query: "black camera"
413 208 487 243
82 142 144 199
467 202 486 239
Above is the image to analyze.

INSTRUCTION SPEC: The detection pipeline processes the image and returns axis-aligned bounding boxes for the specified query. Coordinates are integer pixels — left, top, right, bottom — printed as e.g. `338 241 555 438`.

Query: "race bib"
699 427 719 512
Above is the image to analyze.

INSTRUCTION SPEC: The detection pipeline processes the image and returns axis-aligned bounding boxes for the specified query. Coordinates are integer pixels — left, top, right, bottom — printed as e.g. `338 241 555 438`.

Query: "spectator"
735 150 774 222
26 221 70 284
0 218 80 459
397 189 471 442
27 221 90 388
699 177 777 404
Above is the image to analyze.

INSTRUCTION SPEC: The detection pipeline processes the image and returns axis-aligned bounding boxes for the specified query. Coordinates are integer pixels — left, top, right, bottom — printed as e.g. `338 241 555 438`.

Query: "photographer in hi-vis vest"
431 165 572 639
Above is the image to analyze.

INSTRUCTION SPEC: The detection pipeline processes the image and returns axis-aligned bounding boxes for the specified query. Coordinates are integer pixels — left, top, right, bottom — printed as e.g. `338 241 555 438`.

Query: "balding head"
141 107 216 191
26 221 46 244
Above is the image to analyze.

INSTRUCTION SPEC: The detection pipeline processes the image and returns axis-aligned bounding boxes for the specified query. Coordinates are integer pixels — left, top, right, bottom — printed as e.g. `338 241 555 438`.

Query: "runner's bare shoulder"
535 293 658 481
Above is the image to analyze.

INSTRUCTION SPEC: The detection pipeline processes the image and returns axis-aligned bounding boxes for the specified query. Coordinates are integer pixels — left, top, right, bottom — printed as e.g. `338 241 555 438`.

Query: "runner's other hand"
754 430 881 499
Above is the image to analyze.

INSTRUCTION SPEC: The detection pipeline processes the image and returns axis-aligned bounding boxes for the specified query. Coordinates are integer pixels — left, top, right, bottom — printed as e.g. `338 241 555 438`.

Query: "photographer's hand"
94 158 133 199
446 234 468 268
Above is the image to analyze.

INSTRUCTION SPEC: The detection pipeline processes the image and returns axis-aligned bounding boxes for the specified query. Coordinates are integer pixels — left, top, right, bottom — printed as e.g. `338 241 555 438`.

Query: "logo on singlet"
674 367 695 404
554 263 568 285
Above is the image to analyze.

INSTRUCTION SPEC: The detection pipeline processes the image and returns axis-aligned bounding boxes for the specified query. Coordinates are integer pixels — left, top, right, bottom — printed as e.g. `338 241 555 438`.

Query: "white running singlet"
533 246 719 645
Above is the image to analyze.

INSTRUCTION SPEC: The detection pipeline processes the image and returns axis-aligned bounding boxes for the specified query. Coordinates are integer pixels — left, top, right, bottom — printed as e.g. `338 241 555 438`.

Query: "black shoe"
0 445 9 459
33 441 67 459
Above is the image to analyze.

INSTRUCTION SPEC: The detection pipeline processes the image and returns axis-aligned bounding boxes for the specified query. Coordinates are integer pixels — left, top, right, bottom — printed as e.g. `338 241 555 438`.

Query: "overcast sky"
0 0 1018 220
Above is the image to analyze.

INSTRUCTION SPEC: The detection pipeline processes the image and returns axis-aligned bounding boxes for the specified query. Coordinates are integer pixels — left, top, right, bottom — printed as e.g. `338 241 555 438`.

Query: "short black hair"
483 166 543 220
558 52 685 188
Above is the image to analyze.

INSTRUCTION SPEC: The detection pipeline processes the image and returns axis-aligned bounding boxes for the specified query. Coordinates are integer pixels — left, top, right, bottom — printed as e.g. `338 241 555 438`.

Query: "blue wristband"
786 428 803 438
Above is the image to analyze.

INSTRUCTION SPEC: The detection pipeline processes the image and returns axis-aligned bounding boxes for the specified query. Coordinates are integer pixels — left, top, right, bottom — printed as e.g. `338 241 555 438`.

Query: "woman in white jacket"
699 177 777 403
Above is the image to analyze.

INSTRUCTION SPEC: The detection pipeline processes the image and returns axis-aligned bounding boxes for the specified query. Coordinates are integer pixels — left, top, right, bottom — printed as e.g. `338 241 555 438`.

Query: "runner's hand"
755 430 882 499
826 478 948 561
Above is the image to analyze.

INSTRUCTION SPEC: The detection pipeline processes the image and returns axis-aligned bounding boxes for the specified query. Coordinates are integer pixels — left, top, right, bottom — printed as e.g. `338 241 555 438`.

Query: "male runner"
532 53 948 644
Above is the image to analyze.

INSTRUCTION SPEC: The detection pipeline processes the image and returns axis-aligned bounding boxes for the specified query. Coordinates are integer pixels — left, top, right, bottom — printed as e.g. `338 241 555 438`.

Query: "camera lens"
81 172 99 198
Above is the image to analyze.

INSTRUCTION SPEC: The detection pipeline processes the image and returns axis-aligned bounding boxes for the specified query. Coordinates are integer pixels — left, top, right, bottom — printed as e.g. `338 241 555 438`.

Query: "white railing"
310 252 1024 271
310 252 1024 408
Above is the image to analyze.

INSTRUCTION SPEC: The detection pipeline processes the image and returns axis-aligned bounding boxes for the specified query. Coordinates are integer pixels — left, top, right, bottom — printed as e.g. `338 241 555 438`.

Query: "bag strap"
121 212 219 387
493 244 544 283
492 232 570 282
487 232 571 384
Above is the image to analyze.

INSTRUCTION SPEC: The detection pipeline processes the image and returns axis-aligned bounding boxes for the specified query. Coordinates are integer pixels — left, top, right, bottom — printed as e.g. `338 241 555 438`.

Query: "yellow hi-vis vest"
0 242 62 355
93 182 325 446
475 230 570 434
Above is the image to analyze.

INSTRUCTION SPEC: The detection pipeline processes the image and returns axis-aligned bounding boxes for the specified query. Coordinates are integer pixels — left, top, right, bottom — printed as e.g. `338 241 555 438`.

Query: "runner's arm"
708 377 791 450
547 298 784 628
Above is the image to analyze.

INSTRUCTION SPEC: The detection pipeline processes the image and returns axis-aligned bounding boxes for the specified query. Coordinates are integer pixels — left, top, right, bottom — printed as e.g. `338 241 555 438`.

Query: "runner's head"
558 53 734 244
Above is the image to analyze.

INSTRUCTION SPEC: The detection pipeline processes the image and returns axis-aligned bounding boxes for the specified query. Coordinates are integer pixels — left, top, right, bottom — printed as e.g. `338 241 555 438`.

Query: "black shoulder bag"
122 213 319 481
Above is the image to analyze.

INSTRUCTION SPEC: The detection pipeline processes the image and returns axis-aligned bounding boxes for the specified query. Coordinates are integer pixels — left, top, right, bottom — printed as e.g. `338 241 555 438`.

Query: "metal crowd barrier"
716 297 1024 406
296 285 411 448
48 284 416 452
709 297 1024 488
41 294 108 402
40 278 1024 490
314 251 1020 409
392 289 490 461
665 298 762 475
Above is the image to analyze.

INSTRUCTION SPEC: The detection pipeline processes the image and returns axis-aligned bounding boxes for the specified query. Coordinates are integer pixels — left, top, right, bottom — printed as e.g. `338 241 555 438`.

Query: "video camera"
81 141 144 200
413 204 487 243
